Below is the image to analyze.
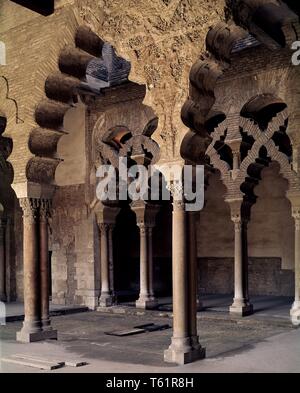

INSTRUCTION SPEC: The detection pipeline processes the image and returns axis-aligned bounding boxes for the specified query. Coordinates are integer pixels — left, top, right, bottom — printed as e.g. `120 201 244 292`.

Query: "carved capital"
40 199 52 222
19 198 39 223
292 208 300 231
99 222 109 233
138 223 148 235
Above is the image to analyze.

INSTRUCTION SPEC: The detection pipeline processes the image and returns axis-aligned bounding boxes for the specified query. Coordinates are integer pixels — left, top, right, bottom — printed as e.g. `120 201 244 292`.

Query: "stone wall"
51 185 99 308
198 257 294 297
196 162 295 296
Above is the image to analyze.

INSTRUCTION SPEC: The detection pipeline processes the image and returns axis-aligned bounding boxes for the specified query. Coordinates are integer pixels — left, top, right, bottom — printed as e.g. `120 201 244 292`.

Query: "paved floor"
0 303 299 373
1 302 88 322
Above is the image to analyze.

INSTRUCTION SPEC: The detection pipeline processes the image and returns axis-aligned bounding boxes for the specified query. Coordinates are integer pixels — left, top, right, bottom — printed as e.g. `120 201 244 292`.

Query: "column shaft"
164 194 205 365
0 220 6 302
229 217 253 316
291 215 300 325
108 225 115 297
148 228 155 299
99 223 113 307
17 198 57 342
136 224 157 308
40 201 52 330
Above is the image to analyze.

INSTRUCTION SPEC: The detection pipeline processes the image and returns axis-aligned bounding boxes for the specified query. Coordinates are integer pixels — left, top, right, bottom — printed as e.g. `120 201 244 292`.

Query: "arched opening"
196 170 234 308
113 205 139 302
248 162 294 312
0 113 19 303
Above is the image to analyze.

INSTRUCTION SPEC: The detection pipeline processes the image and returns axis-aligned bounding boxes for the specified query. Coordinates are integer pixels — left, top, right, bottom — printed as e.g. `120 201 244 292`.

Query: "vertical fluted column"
291 209 300 325
228 200 253 316
0 217 6 302
164 182 205 365
99 223 113 307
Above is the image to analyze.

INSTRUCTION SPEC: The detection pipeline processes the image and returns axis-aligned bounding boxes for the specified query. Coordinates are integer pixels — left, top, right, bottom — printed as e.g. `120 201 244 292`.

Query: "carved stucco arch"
92 104 159 171
26 25 157 186
181 1 300 203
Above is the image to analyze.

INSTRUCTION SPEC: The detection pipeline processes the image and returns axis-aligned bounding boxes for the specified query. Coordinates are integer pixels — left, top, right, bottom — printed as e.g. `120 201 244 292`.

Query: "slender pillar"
17 198 56 342
99 223 113 307
188 212 203 311
108 224 115 299
164 184 205 365
39 200 56 337
135 223 157 309
5 217 11 302
228 202 253 316
148 227 155 302
291 209 300 325
0 217 6 302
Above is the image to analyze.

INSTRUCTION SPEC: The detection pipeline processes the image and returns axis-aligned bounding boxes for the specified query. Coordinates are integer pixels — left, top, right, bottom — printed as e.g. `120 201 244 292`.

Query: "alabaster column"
99 223 113 307
39 200 56 338
164 189 205 365
229 216 253 316
291 210 300 325
0 218 6 302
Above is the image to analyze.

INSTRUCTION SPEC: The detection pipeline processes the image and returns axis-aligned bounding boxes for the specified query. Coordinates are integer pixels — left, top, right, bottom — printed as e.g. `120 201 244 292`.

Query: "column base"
99 293 114 307
17 328 57 343
290 302 300 326
136 297 158 310
164 337 206 365
230 299 253 316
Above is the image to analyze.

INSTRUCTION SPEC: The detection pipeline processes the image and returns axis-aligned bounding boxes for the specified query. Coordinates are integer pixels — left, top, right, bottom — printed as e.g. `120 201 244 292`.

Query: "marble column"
0 217 6 302
17 198 57 342
99 223 114 307
291 208 300 325
164 184 205 365
228 201 253 316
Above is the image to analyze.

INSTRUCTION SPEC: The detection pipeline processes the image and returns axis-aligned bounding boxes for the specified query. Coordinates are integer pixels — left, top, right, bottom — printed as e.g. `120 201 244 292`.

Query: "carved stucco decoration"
74 0 227 159
181 1 300 215
92 100 159 169
0 76 20 185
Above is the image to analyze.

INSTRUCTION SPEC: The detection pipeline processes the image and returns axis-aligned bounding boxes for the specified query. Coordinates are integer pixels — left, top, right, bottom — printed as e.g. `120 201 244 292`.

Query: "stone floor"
0 295 299 373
